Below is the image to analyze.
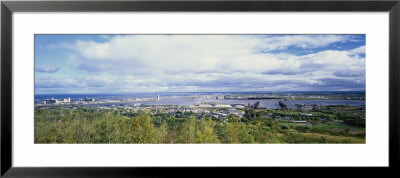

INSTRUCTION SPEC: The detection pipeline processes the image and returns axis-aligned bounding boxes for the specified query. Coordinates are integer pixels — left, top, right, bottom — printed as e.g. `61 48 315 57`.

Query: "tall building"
157 94 160 101
63 97 71 103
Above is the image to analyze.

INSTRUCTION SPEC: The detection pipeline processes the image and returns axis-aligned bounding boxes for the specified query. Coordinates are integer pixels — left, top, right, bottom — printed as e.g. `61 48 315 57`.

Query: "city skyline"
35 34 366 94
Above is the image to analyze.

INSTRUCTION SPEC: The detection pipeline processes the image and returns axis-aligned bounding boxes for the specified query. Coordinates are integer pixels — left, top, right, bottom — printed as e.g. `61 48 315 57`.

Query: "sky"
35 34 366 94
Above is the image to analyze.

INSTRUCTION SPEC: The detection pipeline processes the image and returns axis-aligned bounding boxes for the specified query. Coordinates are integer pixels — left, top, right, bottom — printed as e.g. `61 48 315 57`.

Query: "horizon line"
35 91 366 95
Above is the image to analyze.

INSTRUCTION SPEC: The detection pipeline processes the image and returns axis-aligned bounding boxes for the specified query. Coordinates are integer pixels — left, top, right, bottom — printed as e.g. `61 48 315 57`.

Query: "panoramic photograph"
34 34 366 144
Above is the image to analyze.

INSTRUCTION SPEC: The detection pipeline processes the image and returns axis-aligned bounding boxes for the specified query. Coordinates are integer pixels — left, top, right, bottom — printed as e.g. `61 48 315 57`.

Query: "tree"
129 114 156 143
176 115 197 143
196 118 219 143
154 122 168 143
238 124 255 143
221 118 241 143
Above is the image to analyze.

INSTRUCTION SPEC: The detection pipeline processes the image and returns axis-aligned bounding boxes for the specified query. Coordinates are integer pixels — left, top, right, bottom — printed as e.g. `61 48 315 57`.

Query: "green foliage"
129 115 156 143
221 119 241 143
238 124 255 143
176 116 197 143
196 118 219 143
34 107 365 144
337 112 365 128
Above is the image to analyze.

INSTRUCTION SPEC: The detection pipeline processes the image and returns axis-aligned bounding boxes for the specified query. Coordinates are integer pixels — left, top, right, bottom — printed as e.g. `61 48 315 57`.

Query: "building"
216 95 225 100
232 104 246 108
194 104 213 108
292 120 307 123
214 104 232 108
83 98 95 102
291 120 310 126
300 113 313 117
63 97 71 103
43 98 59 104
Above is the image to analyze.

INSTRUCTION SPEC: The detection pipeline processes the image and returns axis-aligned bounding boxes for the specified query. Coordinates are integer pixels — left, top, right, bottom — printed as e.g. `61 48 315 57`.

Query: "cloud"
36 35 366 93
334 71 365 77
256 35 356 52
312 78 365 91
65 35 364 75
36 65 60 73
350 45 366 54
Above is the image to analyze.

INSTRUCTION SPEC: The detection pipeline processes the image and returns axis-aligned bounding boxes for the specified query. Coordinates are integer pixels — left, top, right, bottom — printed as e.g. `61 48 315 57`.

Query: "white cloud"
36 65 60 73
257 35 355 51
38 35 366 93
350 45 366 54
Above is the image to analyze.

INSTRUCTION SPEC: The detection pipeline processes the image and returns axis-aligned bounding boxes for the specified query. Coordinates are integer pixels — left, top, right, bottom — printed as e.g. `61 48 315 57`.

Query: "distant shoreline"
35 91 366 96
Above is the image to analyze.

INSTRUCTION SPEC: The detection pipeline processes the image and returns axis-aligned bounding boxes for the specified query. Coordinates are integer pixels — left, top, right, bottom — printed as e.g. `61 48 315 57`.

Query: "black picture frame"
1 0 399 177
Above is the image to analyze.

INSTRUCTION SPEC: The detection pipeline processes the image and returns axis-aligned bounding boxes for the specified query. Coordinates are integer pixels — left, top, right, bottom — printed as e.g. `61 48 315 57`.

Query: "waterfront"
35 92 365 109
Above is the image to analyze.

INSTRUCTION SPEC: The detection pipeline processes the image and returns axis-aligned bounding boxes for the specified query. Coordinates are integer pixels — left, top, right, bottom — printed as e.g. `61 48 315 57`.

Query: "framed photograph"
1 0 399 177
